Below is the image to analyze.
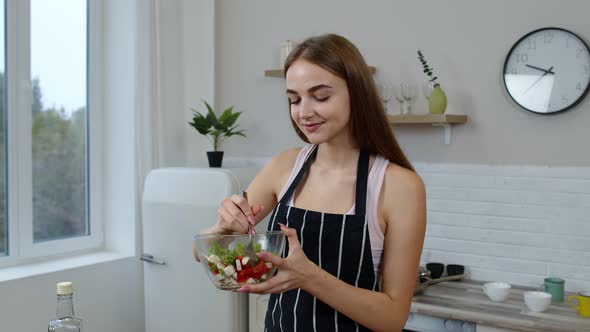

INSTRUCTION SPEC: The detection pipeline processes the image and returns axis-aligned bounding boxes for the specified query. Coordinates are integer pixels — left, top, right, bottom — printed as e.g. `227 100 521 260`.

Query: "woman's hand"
238 223 318 294
209 194 264 234
194 194 264 262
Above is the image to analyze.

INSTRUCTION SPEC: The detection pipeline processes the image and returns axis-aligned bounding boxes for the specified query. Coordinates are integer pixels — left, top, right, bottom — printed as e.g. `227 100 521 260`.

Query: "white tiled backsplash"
416 162 590 292
225 158 590 291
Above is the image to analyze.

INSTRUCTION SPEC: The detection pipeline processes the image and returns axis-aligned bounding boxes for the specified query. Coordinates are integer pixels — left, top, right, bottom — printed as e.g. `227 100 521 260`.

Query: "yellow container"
567 291 590 317
429 85 447 114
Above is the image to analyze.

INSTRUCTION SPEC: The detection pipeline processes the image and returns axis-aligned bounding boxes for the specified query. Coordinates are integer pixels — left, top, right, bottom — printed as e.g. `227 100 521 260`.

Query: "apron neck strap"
279 145 370 217
355 149 369 216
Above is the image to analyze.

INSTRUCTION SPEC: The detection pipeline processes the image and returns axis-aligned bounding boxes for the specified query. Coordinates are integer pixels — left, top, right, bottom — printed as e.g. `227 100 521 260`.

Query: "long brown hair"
284 34 414 171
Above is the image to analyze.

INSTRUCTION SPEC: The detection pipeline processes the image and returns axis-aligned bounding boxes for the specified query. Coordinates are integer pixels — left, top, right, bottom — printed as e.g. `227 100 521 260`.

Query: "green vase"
429 85 447 114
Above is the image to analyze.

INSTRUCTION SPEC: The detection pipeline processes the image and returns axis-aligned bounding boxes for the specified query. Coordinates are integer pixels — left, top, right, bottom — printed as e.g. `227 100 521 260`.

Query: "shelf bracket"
432 123 452 144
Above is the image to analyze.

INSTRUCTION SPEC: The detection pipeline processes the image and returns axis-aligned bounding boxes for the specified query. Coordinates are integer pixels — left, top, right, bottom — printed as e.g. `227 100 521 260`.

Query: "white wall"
183 0 216 167
151 0 216 168
208 0 590 167
0 257 144 331
417 163 590 291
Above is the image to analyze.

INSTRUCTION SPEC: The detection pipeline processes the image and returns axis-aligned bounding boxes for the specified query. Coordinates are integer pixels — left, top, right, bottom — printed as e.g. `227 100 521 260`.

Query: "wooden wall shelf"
264 66 376 78
387 114 468 144
388 114 467 125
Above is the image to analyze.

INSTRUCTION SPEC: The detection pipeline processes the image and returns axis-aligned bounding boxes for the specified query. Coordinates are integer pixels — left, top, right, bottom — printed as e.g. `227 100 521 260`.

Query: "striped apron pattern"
264 146 379 332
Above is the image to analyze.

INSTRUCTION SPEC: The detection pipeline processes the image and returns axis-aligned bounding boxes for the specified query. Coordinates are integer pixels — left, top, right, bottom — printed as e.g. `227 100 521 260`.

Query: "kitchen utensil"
414 273 467 295
524 291 552 312
426 262 444 279
422 81 434 101
543 277 565 302
401 83 417 114
377 81 394 114
193 231 286 290
568 291 590 317
446 264 465 280
417 266 432 284
242 191 256 258
483 282 511 302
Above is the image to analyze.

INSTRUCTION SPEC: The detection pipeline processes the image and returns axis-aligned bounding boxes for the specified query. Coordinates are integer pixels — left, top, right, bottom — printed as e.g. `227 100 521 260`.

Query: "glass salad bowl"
193 231 285 290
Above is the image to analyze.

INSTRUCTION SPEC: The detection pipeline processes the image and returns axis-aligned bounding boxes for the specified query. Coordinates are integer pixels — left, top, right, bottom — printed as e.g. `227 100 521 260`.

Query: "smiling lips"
302 122 323 132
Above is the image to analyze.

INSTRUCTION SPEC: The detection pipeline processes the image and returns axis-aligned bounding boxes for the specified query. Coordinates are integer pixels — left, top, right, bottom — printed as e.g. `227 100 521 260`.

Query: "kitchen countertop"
411 280 590 332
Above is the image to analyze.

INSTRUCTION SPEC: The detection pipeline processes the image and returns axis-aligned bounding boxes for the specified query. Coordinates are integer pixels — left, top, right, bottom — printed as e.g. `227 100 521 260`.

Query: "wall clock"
503 27 590 114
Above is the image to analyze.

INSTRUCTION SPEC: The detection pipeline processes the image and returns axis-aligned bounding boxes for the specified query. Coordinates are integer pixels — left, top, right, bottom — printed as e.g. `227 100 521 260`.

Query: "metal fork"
242 191 256 257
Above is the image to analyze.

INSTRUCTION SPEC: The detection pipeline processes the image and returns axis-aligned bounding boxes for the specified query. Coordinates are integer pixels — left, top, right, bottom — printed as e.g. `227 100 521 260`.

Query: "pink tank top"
278 145 387 274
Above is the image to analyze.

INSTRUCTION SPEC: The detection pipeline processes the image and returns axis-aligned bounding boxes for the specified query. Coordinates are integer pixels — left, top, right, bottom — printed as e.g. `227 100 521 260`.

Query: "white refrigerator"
141 167 265 332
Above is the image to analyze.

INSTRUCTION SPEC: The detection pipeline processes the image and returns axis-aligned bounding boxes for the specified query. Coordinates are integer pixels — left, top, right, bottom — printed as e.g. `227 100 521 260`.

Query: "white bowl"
524 291 552 312
483 282 511 302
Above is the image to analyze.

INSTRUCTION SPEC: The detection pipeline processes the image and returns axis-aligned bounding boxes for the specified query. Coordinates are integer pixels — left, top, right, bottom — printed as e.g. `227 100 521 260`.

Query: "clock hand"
525 64 556 75
523 66 554 94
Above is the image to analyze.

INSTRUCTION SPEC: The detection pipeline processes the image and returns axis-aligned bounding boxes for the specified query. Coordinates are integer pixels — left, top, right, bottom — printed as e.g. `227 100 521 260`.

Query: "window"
1 0 103 265
31 0 88 242
1 0 6 256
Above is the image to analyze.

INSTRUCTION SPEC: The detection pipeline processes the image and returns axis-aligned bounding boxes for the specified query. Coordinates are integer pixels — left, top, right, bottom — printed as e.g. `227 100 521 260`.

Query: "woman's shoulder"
383 162 423 188
260 146 308 180
381 162 426 216
268 146 307 170
258 146 308 196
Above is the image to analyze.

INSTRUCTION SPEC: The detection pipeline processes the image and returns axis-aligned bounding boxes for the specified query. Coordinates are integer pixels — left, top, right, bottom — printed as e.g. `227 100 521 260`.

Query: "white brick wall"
226 157 590 291
416 162 590 291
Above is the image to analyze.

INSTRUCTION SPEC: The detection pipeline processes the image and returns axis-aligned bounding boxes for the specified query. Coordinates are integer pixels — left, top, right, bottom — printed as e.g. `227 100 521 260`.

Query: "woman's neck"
315 141 359 171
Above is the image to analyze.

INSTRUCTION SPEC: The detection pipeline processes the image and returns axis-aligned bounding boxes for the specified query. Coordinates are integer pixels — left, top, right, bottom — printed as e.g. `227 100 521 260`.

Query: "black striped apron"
265 146 379 332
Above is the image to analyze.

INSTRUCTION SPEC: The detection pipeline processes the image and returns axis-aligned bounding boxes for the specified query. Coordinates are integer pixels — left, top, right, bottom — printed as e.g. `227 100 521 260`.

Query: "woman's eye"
315 96 330 102
289 98 301 105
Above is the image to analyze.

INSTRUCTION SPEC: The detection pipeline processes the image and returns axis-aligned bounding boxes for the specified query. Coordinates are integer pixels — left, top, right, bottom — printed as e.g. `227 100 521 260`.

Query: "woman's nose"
298 99 314 119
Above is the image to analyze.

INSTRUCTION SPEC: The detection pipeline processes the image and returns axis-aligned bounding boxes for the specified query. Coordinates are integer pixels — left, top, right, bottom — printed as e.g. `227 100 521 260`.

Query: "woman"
197 34 426 332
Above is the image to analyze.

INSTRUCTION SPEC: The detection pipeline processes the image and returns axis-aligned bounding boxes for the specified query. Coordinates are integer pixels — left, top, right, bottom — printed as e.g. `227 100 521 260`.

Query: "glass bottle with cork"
48 281 82 332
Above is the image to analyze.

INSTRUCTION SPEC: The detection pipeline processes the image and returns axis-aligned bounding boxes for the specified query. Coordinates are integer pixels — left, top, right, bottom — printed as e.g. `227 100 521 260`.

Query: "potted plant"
188 100 246 167
417 50 447 114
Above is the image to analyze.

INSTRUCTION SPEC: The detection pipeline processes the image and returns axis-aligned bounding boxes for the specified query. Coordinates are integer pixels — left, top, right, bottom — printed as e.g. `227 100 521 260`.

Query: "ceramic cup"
568 291 590 317
543 277 565 302
426 262 445 279
524 291 552 312
483 282 511 302
446 264 465 281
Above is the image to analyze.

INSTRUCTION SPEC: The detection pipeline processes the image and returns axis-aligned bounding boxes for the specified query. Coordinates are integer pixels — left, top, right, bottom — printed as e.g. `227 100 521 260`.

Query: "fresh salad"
205 241 275 287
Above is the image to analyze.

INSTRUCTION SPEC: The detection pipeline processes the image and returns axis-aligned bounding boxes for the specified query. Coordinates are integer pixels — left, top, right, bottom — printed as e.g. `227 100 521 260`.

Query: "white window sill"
0 250 135 283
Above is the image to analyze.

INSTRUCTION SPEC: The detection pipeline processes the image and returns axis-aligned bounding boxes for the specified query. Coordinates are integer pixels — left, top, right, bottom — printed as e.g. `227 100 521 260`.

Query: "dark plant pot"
207 151 224 168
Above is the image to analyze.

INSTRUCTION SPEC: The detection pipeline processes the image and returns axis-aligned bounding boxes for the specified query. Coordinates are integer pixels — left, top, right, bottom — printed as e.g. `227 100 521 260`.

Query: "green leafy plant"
188 100 246 151
417 50 440 87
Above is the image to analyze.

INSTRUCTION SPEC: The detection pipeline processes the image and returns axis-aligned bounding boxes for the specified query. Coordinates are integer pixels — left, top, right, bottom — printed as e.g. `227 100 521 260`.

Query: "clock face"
503 27 590 114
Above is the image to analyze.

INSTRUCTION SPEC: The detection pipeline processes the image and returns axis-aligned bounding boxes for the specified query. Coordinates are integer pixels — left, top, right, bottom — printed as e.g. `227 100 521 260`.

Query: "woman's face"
286 59 351 145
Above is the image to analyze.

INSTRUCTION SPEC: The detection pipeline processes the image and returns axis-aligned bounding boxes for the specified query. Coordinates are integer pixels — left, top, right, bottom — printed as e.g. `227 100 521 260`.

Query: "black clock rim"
502 27 590 115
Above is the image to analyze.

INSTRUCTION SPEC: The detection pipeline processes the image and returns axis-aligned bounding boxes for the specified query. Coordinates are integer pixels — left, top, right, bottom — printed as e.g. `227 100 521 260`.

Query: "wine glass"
377 81 394 114
422 81 435 101
392 83 405 115
400 83 417 115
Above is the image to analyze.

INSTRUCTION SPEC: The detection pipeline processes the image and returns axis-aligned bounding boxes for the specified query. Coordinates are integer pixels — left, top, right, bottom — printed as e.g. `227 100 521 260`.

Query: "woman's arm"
203 147 301 233
244 165 426 332
193 148 302 261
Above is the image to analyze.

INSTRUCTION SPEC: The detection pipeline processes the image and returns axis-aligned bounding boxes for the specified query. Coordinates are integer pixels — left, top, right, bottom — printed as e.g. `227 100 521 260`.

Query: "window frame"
0 0 104 267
